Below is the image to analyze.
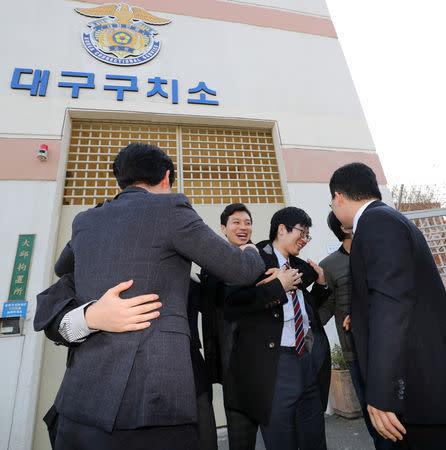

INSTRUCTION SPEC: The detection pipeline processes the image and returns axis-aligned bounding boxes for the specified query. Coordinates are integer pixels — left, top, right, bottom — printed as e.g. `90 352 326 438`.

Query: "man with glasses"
223 207 331 450
329 162 446 449
318 211 395 449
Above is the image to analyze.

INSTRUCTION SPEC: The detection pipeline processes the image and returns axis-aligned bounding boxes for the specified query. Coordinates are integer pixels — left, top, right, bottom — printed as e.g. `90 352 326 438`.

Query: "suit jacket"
35 273 211 398
318 246 356 362
199 270 240 387
223 240 331 425
36 186 265 432
350 200 446 424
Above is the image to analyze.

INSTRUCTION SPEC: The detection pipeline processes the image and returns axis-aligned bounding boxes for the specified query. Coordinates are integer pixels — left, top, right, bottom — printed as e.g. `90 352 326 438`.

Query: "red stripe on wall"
0 139 60 180
282 148 387 184
75 0 337 38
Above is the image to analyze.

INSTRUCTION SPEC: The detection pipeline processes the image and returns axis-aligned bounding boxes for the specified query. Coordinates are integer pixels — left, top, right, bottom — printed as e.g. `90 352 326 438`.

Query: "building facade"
0 1 391 449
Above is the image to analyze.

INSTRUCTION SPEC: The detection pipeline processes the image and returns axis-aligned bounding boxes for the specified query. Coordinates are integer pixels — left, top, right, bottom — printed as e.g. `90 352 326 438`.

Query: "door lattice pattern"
64 121 283 206
182 127 283 205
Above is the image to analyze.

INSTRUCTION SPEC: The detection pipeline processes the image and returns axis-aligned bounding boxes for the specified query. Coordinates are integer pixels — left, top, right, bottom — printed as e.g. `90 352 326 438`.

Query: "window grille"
404 209 446 286
64 122 178 205
182 127 283 205
64 121 283 206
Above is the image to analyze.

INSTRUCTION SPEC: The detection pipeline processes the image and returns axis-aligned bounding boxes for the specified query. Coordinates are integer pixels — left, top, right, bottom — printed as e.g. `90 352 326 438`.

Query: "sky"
325 0 446 193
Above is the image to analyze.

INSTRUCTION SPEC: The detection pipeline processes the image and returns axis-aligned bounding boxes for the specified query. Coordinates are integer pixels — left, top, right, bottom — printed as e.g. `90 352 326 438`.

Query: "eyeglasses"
292 226 312 242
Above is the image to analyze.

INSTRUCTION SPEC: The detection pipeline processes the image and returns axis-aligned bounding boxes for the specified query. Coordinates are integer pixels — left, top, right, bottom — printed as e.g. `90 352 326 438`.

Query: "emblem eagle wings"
75 3 171 25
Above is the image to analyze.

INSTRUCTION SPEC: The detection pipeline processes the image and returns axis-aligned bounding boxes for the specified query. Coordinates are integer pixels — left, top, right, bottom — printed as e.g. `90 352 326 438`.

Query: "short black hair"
220 203 252 226
269 207 312 242
329 162 382 201
327 211 349 242
113 142 175 189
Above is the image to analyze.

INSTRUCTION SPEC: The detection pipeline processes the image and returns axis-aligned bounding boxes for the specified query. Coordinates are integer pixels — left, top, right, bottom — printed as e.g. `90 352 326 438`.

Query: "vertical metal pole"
397 183 405 211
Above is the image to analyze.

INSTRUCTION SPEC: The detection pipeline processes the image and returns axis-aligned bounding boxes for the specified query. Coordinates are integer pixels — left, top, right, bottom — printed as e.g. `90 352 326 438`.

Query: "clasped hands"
256 259 325 292
256 267 302 291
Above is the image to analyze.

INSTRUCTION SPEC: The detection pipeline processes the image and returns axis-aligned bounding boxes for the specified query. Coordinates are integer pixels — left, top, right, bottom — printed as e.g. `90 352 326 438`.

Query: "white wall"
1 0 373 153
0 0 382 446
0 181 59 450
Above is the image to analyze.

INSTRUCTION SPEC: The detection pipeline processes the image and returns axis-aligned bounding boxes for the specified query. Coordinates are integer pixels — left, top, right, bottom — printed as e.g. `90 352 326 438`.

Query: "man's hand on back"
85 280 162 332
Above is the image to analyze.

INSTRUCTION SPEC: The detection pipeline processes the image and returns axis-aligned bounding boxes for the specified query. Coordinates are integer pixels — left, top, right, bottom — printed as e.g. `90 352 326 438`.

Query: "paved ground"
217 414 374 450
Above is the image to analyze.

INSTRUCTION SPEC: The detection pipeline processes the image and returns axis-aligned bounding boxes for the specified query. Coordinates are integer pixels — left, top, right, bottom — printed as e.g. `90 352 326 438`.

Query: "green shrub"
331 343 348 370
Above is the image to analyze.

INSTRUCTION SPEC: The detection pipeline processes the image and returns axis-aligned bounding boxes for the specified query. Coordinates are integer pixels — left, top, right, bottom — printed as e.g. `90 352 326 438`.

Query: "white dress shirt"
353 200 377 233
273 247 309 347
59 301 98 343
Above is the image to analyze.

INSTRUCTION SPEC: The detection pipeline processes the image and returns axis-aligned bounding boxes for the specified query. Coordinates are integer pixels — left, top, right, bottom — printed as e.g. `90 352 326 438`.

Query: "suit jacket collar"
339 244 349 256
364 200 386 210
114 185 152 200
353 199 379 233
354 200 388 233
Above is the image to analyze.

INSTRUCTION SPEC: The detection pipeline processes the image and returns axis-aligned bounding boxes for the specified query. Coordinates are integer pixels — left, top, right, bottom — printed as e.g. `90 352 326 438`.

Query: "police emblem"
75 3 171 66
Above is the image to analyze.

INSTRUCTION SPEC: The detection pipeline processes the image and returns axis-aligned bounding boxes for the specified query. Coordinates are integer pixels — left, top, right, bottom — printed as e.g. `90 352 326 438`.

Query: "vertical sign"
8 234 35 301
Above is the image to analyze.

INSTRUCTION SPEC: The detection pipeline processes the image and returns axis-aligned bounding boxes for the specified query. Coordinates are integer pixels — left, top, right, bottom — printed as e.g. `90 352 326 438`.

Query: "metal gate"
403 208 446 286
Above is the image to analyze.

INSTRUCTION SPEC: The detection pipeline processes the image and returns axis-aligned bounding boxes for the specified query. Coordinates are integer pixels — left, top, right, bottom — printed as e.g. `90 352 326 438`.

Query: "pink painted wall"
0 139 60 180
75 0 337 38
282 148 387 184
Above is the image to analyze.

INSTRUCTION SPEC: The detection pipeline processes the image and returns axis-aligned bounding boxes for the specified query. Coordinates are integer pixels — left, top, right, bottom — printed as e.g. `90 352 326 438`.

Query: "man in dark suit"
319 211 395 449
200 203 257 450
329 162 446 449
224 207 331 450
35 271 218 450
34 142 265 450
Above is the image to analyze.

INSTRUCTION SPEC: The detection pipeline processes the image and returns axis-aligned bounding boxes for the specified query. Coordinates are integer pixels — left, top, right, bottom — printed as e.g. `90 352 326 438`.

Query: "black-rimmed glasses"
292 226 312 242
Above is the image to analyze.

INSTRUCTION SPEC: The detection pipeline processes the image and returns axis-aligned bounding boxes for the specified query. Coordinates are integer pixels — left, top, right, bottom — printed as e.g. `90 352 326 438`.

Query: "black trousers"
260 348 326 450
347 360 396 450
197 392 218 450
225 408 258 450
55 414 200 450
396 424 446 450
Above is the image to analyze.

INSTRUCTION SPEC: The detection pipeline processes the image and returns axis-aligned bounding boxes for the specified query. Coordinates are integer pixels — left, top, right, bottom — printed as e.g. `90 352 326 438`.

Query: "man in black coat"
200 203 257 450
224 207 331 450
319 211 395 449
329 162 446 449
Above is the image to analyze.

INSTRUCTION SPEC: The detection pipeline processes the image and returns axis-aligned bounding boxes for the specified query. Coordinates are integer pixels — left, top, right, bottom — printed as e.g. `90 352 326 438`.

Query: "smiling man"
200 203 256 449
223 207 332 450
220 203 253 247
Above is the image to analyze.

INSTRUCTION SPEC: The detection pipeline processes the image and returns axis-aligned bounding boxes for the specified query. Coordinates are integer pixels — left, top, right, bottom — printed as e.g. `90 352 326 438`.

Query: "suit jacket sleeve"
33 272 79 346
54 241 75 277
169 195 265 285
318 258 335 324
310 282 331 310
357 211 416 412
318 290 335 326
224 278 288 318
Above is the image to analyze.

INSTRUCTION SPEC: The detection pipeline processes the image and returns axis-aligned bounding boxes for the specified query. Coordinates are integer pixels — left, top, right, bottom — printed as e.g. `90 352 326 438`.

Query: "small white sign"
326 244 339 254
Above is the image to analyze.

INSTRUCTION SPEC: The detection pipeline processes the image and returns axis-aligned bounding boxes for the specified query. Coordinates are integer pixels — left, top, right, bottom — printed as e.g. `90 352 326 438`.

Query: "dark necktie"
284 261 305 356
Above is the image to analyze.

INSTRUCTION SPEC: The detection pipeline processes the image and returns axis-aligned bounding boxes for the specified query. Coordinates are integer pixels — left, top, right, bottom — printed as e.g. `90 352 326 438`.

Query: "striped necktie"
284 261 305 356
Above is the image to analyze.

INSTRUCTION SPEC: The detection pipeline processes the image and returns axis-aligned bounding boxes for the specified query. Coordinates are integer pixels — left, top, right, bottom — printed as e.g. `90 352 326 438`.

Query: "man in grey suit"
45 143 264 450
